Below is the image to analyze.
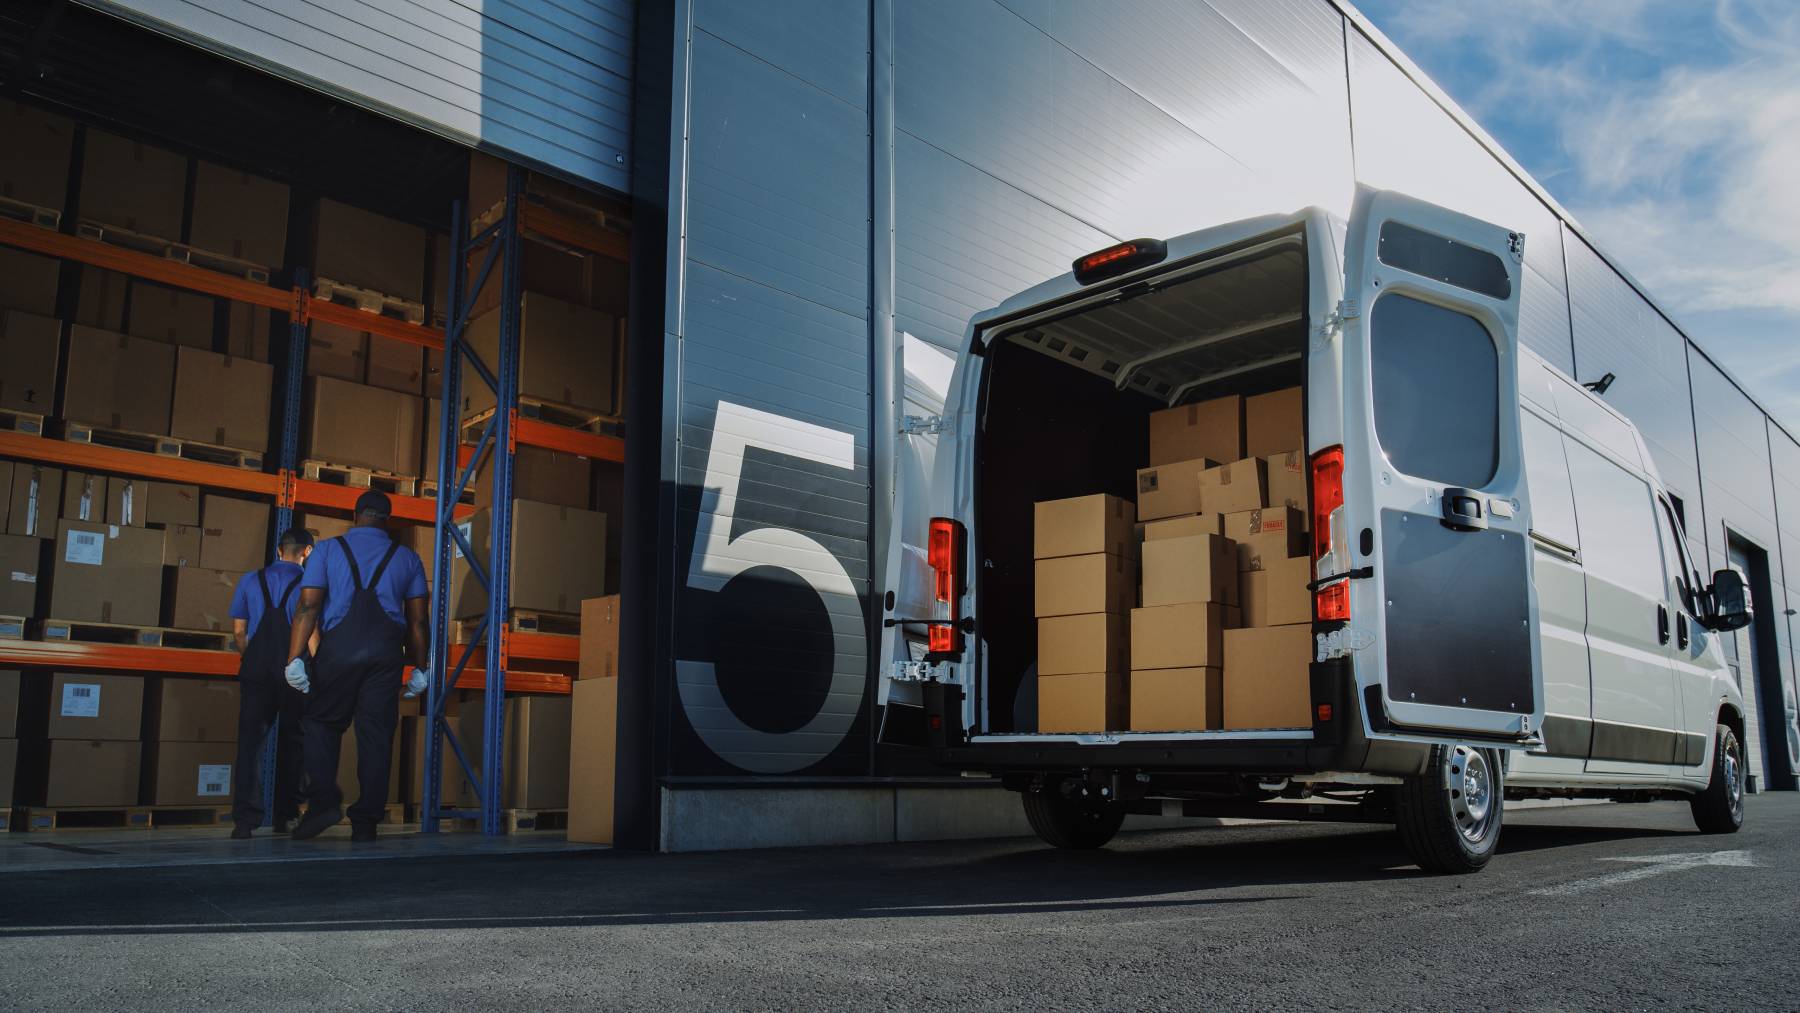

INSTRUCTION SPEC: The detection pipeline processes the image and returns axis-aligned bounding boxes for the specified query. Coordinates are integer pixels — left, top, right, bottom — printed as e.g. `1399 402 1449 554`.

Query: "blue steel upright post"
259 269 309 827
481 165 525 836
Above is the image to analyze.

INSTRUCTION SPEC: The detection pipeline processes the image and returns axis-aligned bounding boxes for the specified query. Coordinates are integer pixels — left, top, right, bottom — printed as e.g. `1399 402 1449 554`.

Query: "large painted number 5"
677 401 865 773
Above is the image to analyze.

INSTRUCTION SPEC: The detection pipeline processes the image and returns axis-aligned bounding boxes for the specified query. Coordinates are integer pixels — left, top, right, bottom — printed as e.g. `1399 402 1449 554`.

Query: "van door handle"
1440 486 1487 532
1657 604 1670 645
1676 612 1689 649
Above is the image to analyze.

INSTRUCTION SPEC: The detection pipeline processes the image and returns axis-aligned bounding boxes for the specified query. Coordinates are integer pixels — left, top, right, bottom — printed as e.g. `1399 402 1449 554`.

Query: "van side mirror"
1701 569 1752 632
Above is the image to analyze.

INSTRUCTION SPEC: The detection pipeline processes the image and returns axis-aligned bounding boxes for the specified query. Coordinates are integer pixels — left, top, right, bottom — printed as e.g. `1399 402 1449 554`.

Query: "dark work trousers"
233 569 306 828
301 538 407 827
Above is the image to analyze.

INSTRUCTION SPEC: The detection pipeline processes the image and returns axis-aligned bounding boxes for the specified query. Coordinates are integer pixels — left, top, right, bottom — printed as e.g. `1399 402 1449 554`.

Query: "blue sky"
1356 0 1800 429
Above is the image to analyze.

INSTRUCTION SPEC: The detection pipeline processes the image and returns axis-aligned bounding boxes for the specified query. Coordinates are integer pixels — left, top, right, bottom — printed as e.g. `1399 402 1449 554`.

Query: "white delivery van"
884 189 1752 873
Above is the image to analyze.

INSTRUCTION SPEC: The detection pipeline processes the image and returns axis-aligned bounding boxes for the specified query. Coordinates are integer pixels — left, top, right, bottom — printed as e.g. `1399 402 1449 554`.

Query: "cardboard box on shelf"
466 233 606 319
1034 552 1135 618
402 715 466 805
0 670 18 737
475 446 592 510
0 246 63 316
1130 601 1233 671
127 281 215 350
45 671 145 740
1038 612 1128 677
147 740 237 805
299 512 352 544
1034 494 1134 560
165 566 240 632
171 346 274 452
1140 532 1237 608
1197 458 1268 516
1130 667 1222 732
1224 507 1307 571
0 309 60 415
1038 670 1125 733
2 98 74 213
0 535 39 616
0 737 15 807
454 501 606 617
107 477 150 528
304 377 423 476
1134 457 1217 523
1245 387 1303 460
189 161 289 267
225 302 271 362
466 293 616 416
457 695 572 809
1264 452 1308 520
61 472 107 524
1138 514 1221 542
306 321 368 382
366 333 424 394
146 483 201 527
7 464 61 539
149 677 239 743
43 739 141 807
1223 624 1313 729
49 521 163 626
337 727 403 805
1240 555 1313 629
79 129 187 239
62 326 177 435
567 676 617 844
162 524 202 567
1149 395 1242 466
313 197 427 303
199 496 270 573
74 265 128 330
580 595 620 680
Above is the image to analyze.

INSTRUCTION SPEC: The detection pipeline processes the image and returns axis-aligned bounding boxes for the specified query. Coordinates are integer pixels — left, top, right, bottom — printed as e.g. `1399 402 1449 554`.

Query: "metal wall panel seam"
442 0 634 74
1764 416 1800 761
868 0 898 776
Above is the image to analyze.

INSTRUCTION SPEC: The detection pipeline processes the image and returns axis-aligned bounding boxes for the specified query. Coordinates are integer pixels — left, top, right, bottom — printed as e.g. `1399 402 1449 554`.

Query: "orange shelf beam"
514 416 625 463
454 666 572 695
0 431 283 496
0 642 568 693
290 478 472 523
506 630 579 663
519 203 629 262
0 218 294 311
304 295 444 351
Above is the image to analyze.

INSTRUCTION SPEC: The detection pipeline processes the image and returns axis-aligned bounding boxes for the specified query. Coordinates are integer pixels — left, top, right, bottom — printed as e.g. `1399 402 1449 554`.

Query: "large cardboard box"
1245 387 1303 460
1140 532 1236 608
1130 667 1222 732
45 672 144 740
1038 671 1125 733
1264 451 1308 521
0 670 18 738
455 500 606 617
0 246 63 316
63 325 177 434
1224 624 1313 729
1 98 74 213
226 302 271 361
0 737 15 807
304 377 423 475
458 695 572 809
466 293 616 415
1139 513 1221 542
127 281 215 350
1130 601 1232 671
1038 612 1128 677
1149 395 1242 466
50 521 163 626
306 321 368 381
366 333 424 394
1241 556 1313 628
162 524 203 567
171 346 273 452
107 477 151 528
1034 494 1134 559
149 677 240 743
44 739 141 807
0 309 60 415
199 496 271 574
79 129 187 239
475 446 592 510
1134 457 1216 522
579 595 620 680
75 265 129 330
7 464 61 539
1224 507 1307 571
189 161 290 267
314 198 427 302
567 677 617 844
1034 552 1135 618
1197 458 1268 516
165 566 240 632
147 740 237 805
0 536 38 616
468 234 607 319
300 512 353 544
146 482 201 527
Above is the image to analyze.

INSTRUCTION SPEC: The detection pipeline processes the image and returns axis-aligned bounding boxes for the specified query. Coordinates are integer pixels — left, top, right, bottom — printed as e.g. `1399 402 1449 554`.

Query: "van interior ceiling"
977 232 1310 733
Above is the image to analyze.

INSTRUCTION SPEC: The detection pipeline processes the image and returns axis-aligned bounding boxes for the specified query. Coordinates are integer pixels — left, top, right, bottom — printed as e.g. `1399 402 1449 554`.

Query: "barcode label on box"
65 530 104 565
61 683 101 718
197 765 232 797
9 571 34 583
453 521 471 559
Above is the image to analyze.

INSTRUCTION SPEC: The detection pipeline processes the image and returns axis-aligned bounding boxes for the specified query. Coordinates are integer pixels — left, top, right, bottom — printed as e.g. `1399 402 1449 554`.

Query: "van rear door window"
1378 221 1511 299
1370 293 1499 488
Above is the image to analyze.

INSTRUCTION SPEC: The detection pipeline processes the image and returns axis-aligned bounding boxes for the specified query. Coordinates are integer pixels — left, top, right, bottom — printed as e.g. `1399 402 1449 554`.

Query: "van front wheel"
1690 723 1745 834
1021 778 1126 849
1395 744 1504 874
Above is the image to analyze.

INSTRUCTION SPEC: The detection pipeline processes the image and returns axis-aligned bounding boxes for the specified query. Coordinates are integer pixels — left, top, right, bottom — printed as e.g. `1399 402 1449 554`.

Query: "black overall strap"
339 537 365 590
257 568 275 610
277 571 300 610
367 540 402 589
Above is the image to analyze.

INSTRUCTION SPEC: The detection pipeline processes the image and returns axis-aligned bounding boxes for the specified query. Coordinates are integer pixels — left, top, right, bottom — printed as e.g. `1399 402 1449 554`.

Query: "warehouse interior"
0 2 629 851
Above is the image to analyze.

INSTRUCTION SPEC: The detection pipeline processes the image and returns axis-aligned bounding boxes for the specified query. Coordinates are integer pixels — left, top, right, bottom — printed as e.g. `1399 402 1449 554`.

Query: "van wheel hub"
1448 746 1494 843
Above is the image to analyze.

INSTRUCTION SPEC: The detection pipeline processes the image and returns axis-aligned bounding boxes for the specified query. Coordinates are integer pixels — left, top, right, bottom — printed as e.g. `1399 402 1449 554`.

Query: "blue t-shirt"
300 526 428 631
229 561 305 640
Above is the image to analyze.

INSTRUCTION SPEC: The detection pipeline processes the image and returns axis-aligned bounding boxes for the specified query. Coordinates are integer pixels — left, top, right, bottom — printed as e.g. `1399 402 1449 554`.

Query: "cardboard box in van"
1140 533 1236 608
1135 457 1216 522
7 464 61 539
1138 513 1221 541
1240 556 1313 628
1039 670 1124 733
1224 507 1307 571
1264 451 1308 521
0 309 60 415
1038 612 1128 676
1245 387 1303 459
1149 395 1242 466
1034 494 1134 559
62 326 177 435
49 521 164 626
1223 625 1313 729
1130 667 1221 731
1198 458 1267 515
1035 552 1135 617
1130 601 1233 670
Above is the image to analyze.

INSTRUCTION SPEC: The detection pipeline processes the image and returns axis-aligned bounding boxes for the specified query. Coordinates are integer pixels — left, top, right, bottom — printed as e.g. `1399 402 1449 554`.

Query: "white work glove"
284 657 311 694
403 666 431 699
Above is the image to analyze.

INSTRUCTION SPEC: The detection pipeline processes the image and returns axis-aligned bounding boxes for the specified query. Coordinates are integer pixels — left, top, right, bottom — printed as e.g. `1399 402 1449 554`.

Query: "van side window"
1521 412 1578 551
1565 438 1662 603
1656 497 1700 615
1370 294 1499 488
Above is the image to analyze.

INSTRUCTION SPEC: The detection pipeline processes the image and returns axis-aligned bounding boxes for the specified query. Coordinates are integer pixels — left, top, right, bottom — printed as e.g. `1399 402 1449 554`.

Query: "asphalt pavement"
2 794 1794 1011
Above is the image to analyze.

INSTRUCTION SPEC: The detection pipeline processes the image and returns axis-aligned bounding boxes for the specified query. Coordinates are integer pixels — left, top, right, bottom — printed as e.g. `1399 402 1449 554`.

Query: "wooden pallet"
10 804 234 832
0 195 60 230
0 616 25 640
0 407 46 436
451 609 579 645
40 618 235 651
76 219 272 284
299 460 418 497
312 276 427 325
460 397 624 444
59 421 263 471
417 481 475 505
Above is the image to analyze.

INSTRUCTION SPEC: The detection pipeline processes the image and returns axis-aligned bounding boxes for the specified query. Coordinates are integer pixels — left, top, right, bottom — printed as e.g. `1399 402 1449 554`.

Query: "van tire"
1690 723 1745 834
1395 744 1503 874
1022 779 1126 849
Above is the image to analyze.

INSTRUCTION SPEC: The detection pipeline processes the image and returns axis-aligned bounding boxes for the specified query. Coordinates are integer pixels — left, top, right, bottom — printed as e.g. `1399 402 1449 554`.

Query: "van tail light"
927 517 965 656
1310 446 1350 622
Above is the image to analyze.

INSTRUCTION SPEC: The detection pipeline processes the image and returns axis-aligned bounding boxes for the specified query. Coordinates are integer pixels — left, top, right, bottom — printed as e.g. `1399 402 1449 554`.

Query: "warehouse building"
0 0 1794 852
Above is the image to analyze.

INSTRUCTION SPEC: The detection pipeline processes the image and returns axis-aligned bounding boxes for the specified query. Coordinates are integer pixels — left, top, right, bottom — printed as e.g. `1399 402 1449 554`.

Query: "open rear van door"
1337 189 1543 744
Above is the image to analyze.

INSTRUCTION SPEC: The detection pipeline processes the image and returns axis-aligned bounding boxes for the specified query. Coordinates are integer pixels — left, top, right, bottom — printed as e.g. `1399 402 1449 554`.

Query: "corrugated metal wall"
82 0 634 193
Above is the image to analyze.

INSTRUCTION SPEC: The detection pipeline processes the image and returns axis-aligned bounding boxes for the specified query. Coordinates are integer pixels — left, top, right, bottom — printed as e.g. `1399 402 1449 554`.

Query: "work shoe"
349 823 378 843
290 806 342 841
230 824 254 840
273 817 298 835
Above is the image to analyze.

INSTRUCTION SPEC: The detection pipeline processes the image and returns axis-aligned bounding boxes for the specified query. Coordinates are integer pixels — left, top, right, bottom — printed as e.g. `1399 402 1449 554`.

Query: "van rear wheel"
1021 778 1126 849
1395 744 1503 874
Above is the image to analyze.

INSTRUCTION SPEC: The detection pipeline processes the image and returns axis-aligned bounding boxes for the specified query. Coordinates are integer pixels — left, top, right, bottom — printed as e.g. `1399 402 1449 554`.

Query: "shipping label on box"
1223 625 1314 729
1198 458 1268 515
1149 395 1242 466
1038 670 1125 733
1134 457 1216 523
198 764 232 797
1264 452 1308 522
1038 612 1128 677
61 681 101 718
1034 494 1134 559
1225 507 1307 571
1034 552 1136 618
1130 667 1222 732
1245 387 1303 460
1130 601 1231 670
1141 533 1236 608
1240 556 1313 628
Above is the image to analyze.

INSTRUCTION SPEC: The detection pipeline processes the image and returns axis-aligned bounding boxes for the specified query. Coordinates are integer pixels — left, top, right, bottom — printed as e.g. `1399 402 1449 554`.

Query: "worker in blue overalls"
228 525 315 838
284 491 431 841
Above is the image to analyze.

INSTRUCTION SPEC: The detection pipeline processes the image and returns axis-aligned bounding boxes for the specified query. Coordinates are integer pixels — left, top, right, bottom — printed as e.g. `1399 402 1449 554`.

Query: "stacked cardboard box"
145 678 239 805
0 246 62 316
36 672 144 807
457 694 572 809
127 281 214 350
171 347 273 452
78 130 187 240
6 462 61 539
0 528 38 616
189 161 290 269
2 98 75 218
48 521 163 626
569 600 619 844
62 326 177 435
312 198 427 303
453 500 606 618
0 670 18 808
304 376 424 476
198 495 270 574
1132 525 1237 732
465 293 617 417
1034 494 1135 733
0 308 60 416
